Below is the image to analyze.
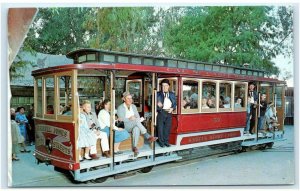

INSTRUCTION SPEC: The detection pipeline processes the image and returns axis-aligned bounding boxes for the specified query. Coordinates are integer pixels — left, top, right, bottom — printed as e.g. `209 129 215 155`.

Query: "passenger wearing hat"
248 81 258 134
117 91 158 157
156 79 177 147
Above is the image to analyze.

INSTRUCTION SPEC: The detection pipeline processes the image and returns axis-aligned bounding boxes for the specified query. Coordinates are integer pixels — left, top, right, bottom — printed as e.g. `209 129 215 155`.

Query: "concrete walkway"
10 125 296 188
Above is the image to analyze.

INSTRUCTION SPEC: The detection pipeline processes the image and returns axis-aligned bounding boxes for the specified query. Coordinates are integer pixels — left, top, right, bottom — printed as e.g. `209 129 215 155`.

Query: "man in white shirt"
117 92 158 156
157 79 177 147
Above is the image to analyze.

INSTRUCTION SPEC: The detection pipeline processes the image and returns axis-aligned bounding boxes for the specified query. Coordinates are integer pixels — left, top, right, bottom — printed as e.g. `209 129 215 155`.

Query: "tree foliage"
16 6 293 77
85 7 159 54
24 7 91 54
163 6 293 75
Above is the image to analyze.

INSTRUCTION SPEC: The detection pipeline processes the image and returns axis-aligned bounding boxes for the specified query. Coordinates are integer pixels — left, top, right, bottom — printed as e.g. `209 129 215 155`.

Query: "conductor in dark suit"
248 81 258 134
157 79 177 147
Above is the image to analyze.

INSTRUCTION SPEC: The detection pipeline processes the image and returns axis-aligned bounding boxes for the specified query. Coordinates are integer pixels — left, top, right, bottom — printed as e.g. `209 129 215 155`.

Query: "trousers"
90 131 109 154
157 110 172 144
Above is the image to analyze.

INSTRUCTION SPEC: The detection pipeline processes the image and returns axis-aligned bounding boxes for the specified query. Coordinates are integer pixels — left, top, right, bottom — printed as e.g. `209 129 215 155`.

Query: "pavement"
9 125 296 187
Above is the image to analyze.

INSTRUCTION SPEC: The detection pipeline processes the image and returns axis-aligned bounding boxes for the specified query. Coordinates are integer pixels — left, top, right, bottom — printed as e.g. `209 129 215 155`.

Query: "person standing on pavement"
11 108 30 160
15 106 28 143
26 104 35 146
156 79 177 147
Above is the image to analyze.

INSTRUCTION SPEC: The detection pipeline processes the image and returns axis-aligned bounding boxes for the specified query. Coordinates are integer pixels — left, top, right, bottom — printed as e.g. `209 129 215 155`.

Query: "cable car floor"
78 130 284 171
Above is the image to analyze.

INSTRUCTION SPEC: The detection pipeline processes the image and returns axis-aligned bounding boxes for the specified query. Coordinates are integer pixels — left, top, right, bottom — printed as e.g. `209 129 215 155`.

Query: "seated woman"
182 96 191 109
207 98 215 108
223 97 231 108
78 113 97 161
202 98 209 109
234 98 242 108
46 105 54 114
98 99 130 154
265 102 280 131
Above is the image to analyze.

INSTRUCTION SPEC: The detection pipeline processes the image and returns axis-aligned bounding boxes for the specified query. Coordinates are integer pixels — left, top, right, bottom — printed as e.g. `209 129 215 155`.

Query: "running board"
74 154 182 182
241 137 286 147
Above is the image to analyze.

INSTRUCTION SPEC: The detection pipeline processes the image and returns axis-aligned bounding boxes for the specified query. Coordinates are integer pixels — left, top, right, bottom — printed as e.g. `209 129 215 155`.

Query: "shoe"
20 150 31 153
132 147 139 157
114 151 123 155
79 155 84 161
103 151 111 158
147 136 158 143
90 154 99 160
84 154 92 160
158 142 165 148
164 143 170 147
12 157 20 161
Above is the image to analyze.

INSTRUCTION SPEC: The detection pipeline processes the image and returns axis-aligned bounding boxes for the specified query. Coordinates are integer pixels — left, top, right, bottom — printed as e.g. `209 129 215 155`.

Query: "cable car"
32 48 286 183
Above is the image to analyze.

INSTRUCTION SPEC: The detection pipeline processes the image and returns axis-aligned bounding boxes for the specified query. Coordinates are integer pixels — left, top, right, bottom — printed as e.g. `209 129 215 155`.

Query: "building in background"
10 51 72 111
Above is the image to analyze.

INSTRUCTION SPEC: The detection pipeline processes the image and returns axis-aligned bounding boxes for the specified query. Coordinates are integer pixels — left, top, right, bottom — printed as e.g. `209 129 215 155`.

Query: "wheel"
54 166 69 174
140 166 154 173
92 176 108 183
259 144 267 150
266 142 274 148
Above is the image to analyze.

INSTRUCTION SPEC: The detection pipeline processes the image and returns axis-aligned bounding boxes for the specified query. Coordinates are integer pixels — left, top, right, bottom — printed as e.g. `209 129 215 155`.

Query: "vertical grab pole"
151 73 157 161
273 93 277 140
256 92 261 141
110 71 115 169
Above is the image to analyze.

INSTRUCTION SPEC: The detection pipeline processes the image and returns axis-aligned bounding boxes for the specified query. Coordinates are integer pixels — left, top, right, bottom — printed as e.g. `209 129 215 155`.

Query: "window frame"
181 78 200 114
233 81 248 112
218 80 234 112
43 75 56 119
56 71 73 121
200 79 218 113
34 77 43 118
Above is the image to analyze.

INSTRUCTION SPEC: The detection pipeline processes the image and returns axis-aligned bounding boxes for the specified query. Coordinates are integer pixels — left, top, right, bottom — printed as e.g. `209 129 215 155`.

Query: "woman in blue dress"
78 113 97 161
98 99 130 154
15 107 28 142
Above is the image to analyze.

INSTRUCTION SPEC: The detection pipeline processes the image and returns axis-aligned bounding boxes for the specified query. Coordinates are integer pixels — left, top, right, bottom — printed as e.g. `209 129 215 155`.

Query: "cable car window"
234 83 246 110
78 76 103 97
45 77 55 115
87 53 96 61
36 78 42 116
202 81 216 111
118 56 129 63
219 82 232 110
275 86 283 108
78 55 86 63
58 76 72 115
182 79 199 113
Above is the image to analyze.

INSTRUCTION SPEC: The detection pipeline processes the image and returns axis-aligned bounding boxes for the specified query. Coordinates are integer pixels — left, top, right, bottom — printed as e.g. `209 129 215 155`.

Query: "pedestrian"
26 103 35 145
11 108 30 158
15 106 28 143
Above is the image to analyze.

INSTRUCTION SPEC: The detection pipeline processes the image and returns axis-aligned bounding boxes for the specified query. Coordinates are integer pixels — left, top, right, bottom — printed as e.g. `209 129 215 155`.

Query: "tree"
163 6 293 75
85 7 159 54
24 7 92 55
